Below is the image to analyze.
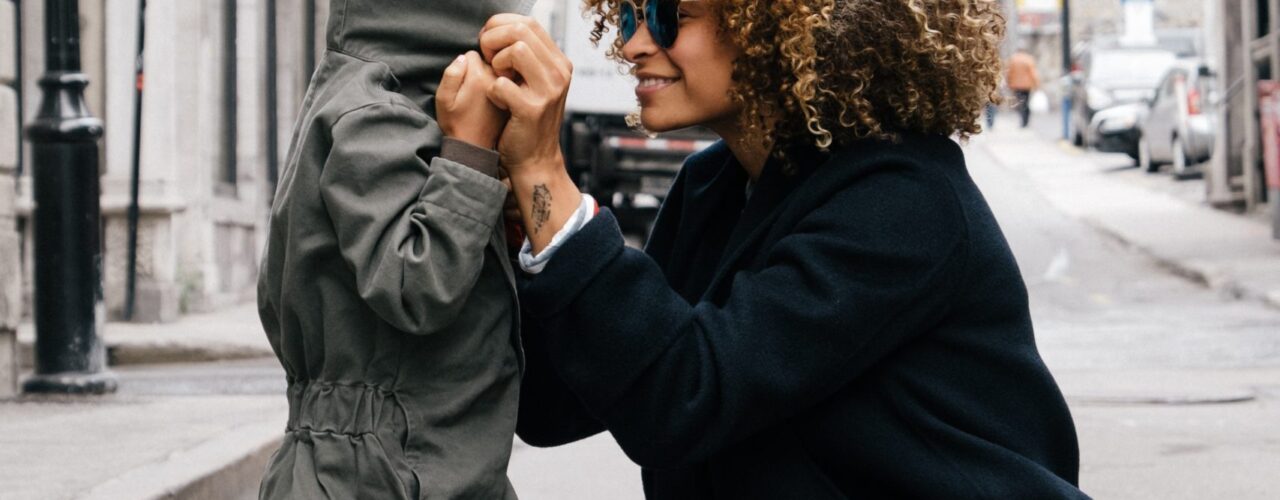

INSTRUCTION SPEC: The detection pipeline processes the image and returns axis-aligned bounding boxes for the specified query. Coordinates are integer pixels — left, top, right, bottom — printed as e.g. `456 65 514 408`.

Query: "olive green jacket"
257 1 533 498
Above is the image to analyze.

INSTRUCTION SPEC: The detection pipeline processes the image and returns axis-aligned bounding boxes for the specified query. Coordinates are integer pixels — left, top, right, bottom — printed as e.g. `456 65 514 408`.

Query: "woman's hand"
437 51 507 150
480 14 573 175
480 14 583 253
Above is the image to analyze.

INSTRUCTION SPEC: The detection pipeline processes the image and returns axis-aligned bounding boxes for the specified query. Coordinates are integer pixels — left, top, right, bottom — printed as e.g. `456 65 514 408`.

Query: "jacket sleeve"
518 165 969 468
320 102 507 335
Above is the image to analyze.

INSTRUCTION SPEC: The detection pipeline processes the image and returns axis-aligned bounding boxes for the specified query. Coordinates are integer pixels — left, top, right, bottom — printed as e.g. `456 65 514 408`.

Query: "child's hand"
437 51 507 150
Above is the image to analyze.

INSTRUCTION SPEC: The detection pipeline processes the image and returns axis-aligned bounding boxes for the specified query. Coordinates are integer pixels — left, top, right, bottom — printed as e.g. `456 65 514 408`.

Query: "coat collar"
700 141 829 296
671 132 959 301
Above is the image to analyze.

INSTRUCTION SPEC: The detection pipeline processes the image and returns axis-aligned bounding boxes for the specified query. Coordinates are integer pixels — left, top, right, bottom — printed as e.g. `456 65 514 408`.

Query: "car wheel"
1139 137 1156 172
1171 136 1189 175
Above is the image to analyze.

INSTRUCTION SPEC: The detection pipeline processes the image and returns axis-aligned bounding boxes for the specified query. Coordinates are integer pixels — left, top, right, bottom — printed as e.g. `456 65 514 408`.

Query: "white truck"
531 1 717 232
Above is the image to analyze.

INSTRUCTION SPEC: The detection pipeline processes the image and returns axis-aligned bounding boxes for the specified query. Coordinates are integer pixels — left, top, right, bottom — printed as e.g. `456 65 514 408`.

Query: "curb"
979 140 1280 312
106 342 276 366
80 417 282 500
1078 198 1280 312
16 339 275 370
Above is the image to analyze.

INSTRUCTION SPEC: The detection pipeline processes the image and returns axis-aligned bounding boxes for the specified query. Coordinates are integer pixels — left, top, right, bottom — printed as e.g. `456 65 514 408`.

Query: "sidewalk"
975 125 1280 310
5 304 284 500
0 389 286 500
16 302 275 368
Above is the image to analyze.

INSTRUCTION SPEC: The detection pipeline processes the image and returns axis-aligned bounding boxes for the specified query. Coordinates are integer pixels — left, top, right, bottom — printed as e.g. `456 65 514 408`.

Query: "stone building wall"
0 0 19 396
14 0 317 324
1069 0 1203 41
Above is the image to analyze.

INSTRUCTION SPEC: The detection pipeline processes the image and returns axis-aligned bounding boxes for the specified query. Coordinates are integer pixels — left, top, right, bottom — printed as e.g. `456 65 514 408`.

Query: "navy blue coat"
516 133 1085 499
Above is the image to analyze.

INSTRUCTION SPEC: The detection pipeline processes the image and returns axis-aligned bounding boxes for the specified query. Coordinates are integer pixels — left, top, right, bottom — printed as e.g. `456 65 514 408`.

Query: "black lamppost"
22 0 116 394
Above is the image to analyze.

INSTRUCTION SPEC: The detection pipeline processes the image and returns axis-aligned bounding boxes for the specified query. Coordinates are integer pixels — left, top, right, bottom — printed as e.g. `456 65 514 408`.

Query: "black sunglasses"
620 0 683 48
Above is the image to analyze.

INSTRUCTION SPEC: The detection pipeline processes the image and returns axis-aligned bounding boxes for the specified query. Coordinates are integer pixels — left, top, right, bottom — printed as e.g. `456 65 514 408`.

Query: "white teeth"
639 77 676 88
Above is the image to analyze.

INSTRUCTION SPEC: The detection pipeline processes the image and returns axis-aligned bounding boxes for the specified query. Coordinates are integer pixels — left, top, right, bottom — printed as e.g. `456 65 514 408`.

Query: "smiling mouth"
638 77 679 90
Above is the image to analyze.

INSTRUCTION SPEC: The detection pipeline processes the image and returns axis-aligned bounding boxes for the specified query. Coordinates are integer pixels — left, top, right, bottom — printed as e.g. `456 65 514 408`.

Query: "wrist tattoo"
532 184 552 235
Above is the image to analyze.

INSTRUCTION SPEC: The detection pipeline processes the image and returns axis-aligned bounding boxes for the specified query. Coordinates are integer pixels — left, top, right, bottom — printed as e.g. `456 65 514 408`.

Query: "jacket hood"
327 0 535 103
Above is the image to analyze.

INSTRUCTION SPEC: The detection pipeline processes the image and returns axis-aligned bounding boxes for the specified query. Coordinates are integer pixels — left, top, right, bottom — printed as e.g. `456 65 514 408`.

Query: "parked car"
1137 60 1218 174
1087 103 1148 161
1069 47 1178 147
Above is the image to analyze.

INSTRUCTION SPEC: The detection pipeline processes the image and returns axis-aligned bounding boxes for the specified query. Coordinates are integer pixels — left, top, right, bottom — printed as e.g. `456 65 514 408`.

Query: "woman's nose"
622 23 660 63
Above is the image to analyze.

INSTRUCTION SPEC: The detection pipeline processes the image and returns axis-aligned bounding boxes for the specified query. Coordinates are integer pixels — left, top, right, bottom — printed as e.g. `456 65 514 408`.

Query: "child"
256 1 533 498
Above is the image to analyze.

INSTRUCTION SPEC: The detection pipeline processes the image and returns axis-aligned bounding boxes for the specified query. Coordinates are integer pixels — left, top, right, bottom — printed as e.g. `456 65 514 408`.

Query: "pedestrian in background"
1007 47 1041 128
480 0 1085 497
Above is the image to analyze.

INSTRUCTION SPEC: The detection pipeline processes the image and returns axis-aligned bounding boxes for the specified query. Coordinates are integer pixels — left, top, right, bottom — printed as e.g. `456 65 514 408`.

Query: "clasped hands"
437 14 583 254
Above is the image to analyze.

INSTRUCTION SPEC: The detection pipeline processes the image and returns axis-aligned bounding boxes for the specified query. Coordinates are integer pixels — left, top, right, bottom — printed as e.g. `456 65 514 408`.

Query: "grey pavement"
0 359 287 500
978 121 1280 311
973 113 1280 498
509 435 643 500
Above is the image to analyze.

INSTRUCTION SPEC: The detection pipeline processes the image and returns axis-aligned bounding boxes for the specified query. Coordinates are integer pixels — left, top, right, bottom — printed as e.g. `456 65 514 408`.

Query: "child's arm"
318 54 508 335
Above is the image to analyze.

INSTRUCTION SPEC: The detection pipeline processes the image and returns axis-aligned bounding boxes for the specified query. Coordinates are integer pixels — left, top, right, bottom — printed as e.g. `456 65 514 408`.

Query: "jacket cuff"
424 155 508 228
519 209 626 318
440 137 501 179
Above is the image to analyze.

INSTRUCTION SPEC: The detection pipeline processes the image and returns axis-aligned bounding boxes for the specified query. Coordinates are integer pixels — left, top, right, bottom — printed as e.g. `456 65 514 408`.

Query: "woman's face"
622 1 740 134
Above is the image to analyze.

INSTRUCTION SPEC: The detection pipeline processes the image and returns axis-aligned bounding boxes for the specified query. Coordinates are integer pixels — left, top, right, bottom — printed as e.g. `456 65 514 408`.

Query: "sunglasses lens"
620 3 639 42
649 0 679 48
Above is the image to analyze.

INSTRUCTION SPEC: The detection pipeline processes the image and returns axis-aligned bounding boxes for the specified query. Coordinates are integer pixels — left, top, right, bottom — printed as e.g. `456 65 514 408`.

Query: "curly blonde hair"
583 0 1005 151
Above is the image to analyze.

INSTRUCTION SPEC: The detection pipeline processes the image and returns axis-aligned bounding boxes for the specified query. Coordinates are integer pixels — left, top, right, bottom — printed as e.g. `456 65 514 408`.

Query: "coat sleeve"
518 165 969 468
515 305 607 447
320 102 507 335
514 163 694 448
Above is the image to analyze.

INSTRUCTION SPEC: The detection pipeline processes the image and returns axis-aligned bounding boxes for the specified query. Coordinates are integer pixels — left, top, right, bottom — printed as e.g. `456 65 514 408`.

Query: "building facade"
1 0 19 396
1016 0 1206 102
11 0 326 324
1014 0 1277 236
1206 0 1279 235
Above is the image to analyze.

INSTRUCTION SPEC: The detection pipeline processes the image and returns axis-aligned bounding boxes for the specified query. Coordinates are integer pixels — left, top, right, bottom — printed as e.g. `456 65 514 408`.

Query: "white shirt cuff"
518 194 597 274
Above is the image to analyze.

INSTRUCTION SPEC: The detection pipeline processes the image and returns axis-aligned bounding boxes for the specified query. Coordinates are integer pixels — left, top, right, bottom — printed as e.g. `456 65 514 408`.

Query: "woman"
480 0 1085 497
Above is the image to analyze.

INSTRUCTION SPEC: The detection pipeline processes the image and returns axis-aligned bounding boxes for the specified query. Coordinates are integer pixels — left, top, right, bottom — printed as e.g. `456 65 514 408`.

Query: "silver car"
1069 47 1177 148
1138 60 1217 175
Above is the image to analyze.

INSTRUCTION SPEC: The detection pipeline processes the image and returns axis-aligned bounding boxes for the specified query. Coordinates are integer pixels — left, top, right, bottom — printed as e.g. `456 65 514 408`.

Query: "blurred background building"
2 0 331 325
1210 0 1280 226
1013 0 1278 236
1 0 19 396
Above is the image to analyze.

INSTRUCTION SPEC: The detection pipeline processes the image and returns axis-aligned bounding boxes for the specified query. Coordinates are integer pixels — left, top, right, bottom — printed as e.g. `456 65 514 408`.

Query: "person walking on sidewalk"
255 1 534 498
481 0 1085 498
1007 48 1041 128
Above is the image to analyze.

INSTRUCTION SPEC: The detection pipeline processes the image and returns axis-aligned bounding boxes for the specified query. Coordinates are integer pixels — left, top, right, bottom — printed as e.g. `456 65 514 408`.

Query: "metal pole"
12 0 21 177
1268 0 1280 238
11 0 24 285
303 0 316 86
265 0 278 195
1244 0 1262 212
1061 0 1072 141
222 0 237 188
124 0 145 320
22 0 116 394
